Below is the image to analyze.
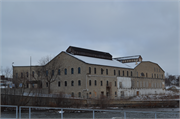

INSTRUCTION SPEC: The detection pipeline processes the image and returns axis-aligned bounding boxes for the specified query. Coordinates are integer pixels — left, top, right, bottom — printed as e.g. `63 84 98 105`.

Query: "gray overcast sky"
0 0 179 75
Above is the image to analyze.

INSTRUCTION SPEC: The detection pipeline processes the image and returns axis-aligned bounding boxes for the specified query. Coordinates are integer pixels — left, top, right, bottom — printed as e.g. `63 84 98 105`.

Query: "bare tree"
34 56 63 94
0 67 12 78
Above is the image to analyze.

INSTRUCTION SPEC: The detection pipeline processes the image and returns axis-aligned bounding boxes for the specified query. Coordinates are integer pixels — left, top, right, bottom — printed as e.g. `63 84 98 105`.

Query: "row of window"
131 81 162 88
71 91 117 98
16 67 81 78
88 67 133 77
88 80 117 87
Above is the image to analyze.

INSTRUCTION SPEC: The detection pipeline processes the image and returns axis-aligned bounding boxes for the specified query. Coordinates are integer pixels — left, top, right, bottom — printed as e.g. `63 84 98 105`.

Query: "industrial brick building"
13 46 165 99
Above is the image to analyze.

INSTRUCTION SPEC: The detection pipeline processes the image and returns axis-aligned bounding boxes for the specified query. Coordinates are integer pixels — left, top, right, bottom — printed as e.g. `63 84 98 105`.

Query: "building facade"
13 46 165 99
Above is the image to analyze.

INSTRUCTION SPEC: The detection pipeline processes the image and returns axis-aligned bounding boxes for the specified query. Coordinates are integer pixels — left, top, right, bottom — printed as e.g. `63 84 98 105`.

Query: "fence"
1 105 179 119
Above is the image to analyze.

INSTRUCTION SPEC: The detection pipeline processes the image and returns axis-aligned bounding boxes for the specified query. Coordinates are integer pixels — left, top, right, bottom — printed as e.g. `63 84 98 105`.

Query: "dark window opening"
58 69 60 75
71 68 74 74
78 80 81 86
26 72 28 77
52 70 54 76
32 71 34 77
101 68 104 74
118 70 120 76
94 68 96 74
72 92 74 97
21 73 23 78
78 92 81 97
106 69 108 75
123 71 124 76
46 70 48 76
131 71 133 77
127 71 128 76
65 81 67 86
71 81 74 86
89 80 91 86
107 81 108 86
78 67 81 74
89 67 91 74
46 82 48 87
101 81 103 86
38 71 40 77
58 81 60 87
114 70 116 75
65 69 67 75
115 81 116 86
95 80 97 86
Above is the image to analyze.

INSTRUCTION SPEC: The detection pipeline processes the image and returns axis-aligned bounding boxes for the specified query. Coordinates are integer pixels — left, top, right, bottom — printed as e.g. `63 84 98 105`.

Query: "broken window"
119 82 122 88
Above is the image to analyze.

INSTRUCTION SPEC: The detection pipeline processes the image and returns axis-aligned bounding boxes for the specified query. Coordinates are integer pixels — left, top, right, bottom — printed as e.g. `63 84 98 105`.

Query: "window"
137 72 138 77
140 81 142 87
127 71 128 76
137 81 139 87
65 81 67 86
146 73 148 77
131 71 133 77
71 68 74 74
89 80 91 86
118 70 120 76
101 68 103 74
38 71 40 77
26 72 28 77
58 69 60 75
78 67 81 74
114 70 116 76
107 81 108 86
71 81 74 86
21 72 23 78
32 71 34 77
46 82 48 87
106 69 108 75
143 81 145 87
52 70 54 76
58 81 60 87
115 81 116 86
101 81 103 86
119 82 122 88
78 92 81 97
157 74 158 78
46 70 48 76
115 92 117 97
72 92 74 97
152 74 153 78
154 74 156 78
65 69 67 75
16 73 18 78
94 68 96 74
94 80 97 86
123 71 124 76
89 67 91 74
78 80 81 86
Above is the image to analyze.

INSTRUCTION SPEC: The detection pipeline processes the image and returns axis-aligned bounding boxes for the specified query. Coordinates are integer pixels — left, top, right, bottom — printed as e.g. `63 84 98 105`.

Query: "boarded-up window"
121 91 124 97
119 82 122 88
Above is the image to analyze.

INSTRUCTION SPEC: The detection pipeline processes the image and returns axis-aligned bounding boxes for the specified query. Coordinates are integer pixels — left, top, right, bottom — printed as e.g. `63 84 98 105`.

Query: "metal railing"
1 105 179 119
1 105 18 119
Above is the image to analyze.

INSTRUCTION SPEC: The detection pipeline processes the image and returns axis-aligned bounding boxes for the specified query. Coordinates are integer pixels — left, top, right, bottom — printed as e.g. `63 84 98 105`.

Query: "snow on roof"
114 55 141 60
121 62 140 69
64 52 133 69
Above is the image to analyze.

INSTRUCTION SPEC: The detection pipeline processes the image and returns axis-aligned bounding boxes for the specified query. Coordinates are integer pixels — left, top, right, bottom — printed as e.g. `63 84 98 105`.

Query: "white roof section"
123 62 140 69
114 55 141 60
64 52 133 69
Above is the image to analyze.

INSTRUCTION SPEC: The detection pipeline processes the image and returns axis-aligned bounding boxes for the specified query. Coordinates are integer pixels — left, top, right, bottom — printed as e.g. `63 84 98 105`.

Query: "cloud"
1 1 179 75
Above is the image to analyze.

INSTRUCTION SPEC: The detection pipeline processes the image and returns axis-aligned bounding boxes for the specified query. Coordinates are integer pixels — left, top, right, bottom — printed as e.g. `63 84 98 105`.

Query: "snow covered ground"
130 89 180 101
